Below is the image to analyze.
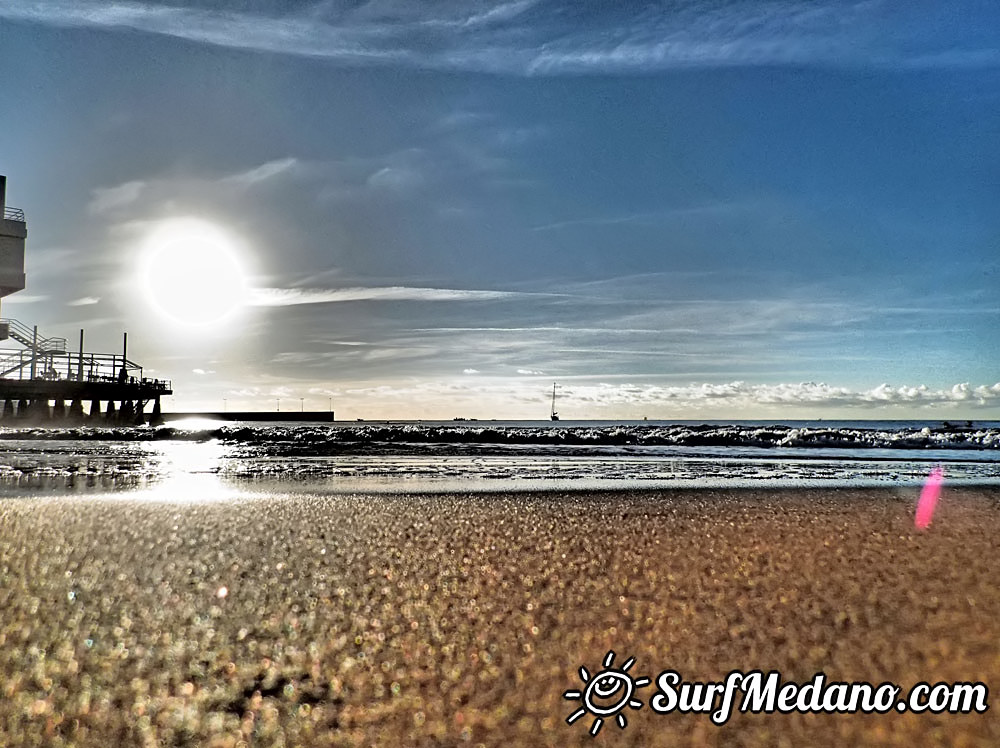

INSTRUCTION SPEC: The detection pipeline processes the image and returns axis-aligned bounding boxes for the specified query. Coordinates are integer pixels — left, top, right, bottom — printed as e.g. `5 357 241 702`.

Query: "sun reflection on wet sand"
128 439 239 502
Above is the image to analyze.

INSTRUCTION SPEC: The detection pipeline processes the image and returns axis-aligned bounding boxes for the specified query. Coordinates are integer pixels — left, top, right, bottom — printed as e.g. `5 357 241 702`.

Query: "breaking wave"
0 422 998 452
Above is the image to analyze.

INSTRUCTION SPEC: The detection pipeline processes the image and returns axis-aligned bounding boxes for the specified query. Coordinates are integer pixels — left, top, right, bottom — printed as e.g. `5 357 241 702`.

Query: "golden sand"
1 486 998 746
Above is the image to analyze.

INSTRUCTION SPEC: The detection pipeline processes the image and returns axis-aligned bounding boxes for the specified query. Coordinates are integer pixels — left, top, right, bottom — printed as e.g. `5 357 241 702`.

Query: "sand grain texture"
1 487 998 746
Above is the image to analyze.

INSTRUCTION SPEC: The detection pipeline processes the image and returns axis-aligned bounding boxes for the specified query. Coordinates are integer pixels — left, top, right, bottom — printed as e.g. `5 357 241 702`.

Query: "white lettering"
740 671 779 713
710 672 744 726
796 673 826 712
777 682 797 712
650 671 681 714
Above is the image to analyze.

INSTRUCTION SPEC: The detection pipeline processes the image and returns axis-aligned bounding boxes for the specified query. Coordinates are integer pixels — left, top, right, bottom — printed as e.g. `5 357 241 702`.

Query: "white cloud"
249 285 526 306
67 296 101 306
561 381 1000 410
220 157 299 187
463 368 480 375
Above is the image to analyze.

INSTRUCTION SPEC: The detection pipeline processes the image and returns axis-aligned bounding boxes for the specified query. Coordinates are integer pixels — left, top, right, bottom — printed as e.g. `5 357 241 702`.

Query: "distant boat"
550 382 559 421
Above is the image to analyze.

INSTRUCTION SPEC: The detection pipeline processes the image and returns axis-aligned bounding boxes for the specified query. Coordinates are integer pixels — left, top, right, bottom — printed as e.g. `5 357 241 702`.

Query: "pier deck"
0 378 171 402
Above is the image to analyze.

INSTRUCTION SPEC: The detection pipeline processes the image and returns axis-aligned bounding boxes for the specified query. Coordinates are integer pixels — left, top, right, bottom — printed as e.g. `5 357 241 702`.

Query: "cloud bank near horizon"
214 378 1000 417
565 380 1000 411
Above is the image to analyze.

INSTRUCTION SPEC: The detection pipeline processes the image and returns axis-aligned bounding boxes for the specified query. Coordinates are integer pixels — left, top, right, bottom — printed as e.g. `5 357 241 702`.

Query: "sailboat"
550 382 559 421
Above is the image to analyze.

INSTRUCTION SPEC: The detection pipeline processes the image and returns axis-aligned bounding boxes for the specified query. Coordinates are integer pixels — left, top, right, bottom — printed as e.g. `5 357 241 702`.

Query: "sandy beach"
1 486 998 746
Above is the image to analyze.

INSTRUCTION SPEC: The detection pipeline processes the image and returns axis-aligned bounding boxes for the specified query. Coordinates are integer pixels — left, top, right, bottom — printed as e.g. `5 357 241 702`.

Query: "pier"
0 175 172 423
0 324 173 424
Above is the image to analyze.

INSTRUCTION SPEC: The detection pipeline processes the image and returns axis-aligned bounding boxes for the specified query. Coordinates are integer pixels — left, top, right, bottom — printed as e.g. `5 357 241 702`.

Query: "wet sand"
1 486 998 746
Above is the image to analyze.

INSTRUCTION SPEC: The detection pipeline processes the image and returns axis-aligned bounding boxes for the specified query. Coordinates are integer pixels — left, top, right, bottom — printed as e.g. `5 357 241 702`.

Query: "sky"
0 0 998 419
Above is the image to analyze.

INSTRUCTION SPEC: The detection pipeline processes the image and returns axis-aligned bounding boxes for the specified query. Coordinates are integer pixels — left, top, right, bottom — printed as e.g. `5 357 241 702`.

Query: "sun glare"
139 218 249 330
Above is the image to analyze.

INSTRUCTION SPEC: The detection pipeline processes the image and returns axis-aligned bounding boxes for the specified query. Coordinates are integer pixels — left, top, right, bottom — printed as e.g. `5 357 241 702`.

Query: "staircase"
1 318 67 352
0 318 68 379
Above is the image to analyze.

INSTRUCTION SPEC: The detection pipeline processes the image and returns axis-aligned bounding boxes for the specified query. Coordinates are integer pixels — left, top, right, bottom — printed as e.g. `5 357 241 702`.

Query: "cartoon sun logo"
564 650 650 736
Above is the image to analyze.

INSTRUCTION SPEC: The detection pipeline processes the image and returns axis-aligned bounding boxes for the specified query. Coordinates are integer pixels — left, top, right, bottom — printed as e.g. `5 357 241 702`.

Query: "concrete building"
0 175 27 317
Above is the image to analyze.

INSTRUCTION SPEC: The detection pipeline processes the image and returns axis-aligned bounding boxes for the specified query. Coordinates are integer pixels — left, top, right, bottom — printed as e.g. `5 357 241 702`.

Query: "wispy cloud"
5 1 996 74
88 180 145 214
88 150 482 221
247 271 996 391
2 1 407 64
531 202 753 232
91 157 300 214
249 285 532 306
67 296 101 306
220 158 299 188
2 294 48 304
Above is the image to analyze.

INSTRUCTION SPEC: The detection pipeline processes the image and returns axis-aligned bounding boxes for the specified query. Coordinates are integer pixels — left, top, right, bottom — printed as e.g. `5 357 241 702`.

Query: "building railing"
3 207 25 222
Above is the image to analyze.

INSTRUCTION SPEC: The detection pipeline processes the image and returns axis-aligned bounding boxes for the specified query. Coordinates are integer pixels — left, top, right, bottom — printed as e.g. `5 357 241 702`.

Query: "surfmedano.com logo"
564 651 651 736
564 656 990 736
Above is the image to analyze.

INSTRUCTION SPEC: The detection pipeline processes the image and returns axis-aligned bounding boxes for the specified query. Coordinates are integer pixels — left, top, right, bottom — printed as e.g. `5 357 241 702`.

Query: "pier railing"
3 206 25 222
0 346 139 380
0 346 169 393
0 316 172 395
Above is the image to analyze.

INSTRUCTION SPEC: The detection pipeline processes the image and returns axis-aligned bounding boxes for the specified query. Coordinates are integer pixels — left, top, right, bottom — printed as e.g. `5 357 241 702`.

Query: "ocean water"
0 419 997 496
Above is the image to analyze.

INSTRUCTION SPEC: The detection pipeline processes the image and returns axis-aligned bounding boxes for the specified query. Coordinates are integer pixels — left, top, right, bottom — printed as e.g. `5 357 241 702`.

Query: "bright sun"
139 218 249 329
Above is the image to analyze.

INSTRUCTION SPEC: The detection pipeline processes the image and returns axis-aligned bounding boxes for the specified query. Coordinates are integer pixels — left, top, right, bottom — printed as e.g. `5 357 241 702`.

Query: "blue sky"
0 0 998 418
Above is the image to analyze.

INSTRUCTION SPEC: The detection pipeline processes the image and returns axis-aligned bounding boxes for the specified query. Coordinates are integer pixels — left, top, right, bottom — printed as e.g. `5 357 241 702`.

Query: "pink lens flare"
915 465 944 530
